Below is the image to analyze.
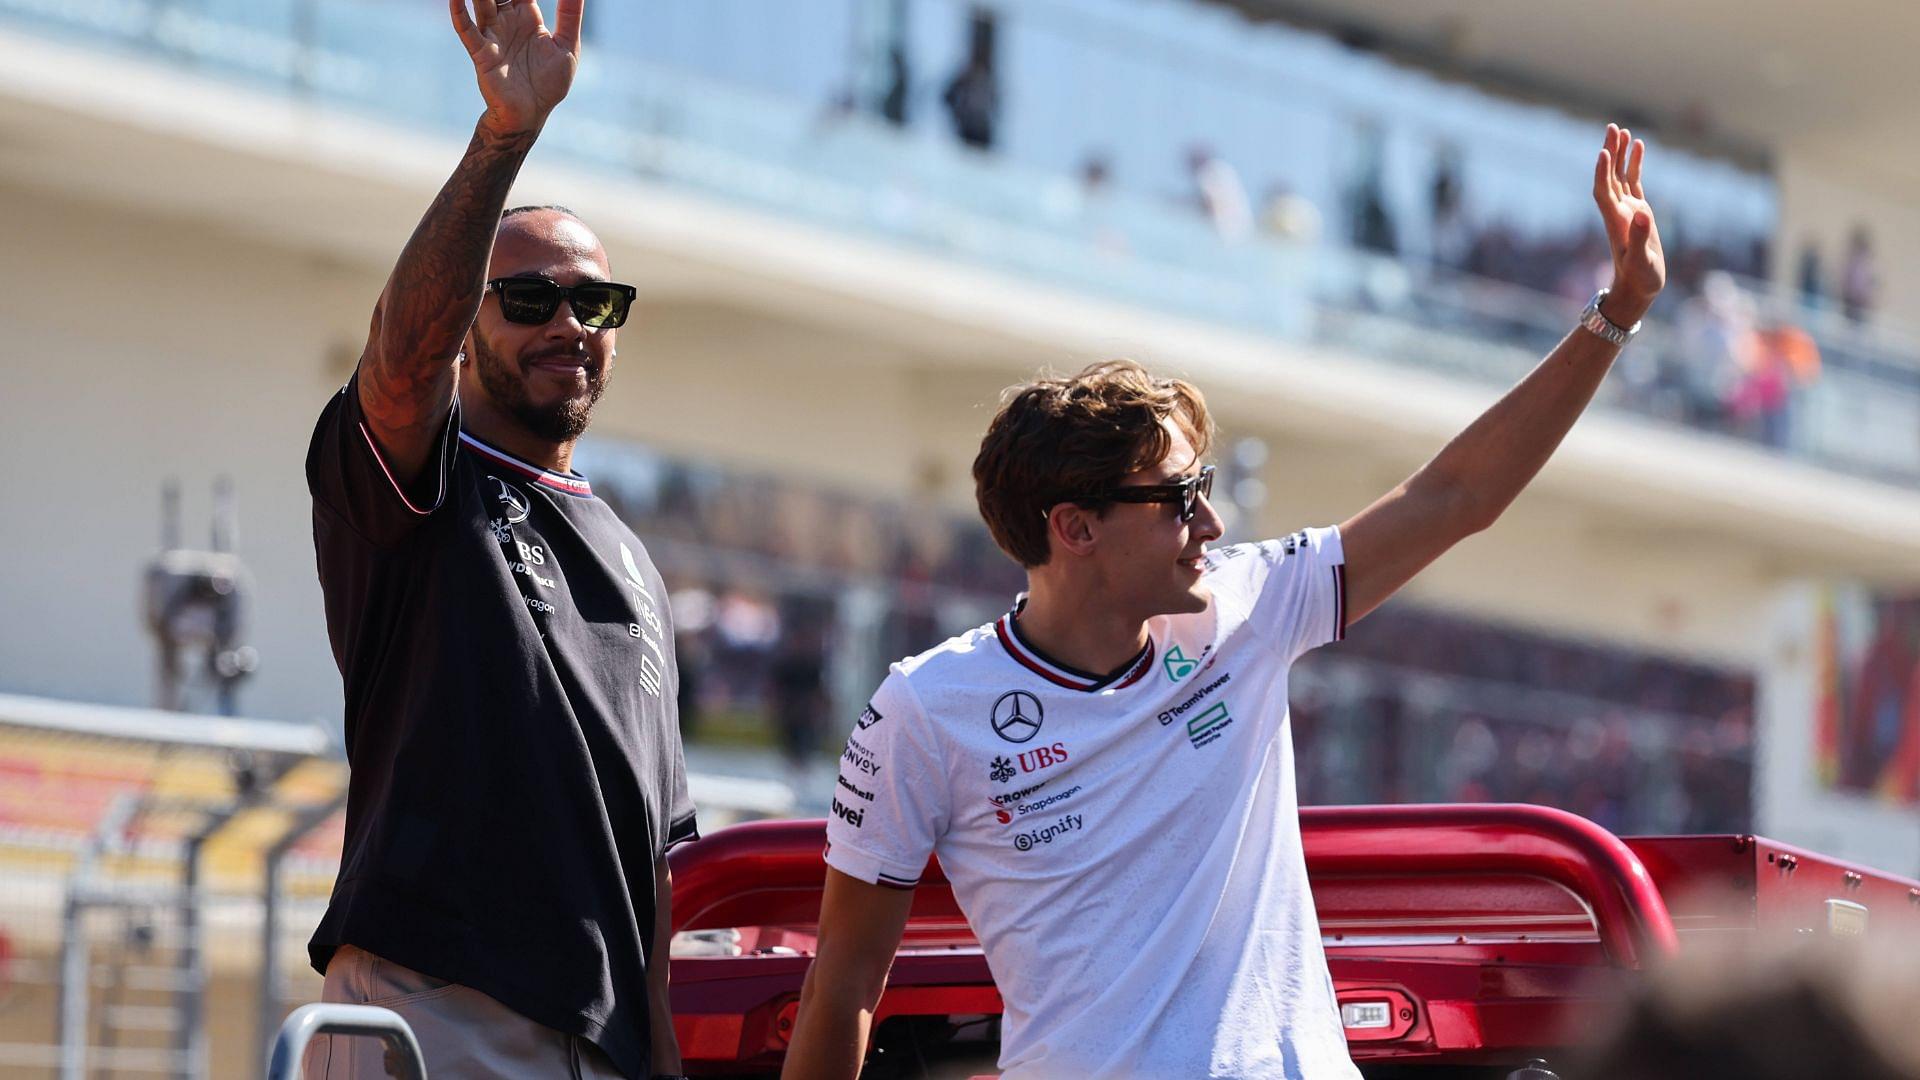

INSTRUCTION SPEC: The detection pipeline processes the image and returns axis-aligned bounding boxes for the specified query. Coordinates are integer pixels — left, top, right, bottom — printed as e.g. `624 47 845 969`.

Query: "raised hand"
1593 123 1666 316
450 0 586 138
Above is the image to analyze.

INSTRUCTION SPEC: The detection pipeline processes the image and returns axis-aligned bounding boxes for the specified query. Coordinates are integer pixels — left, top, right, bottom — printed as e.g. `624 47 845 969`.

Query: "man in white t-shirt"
784 124 1666 1079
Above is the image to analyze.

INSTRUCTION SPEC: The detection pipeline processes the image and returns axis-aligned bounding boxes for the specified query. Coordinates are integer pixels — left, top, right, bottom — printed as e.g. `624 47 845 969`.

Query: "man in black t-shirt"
302 3 695 1077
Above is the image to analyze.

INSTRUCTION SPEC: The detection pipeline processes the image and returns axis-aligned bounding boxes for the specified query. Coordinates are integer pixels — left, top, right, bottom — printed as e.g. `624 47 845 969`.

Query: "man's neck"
461 396 574 474
1016 573 1151 677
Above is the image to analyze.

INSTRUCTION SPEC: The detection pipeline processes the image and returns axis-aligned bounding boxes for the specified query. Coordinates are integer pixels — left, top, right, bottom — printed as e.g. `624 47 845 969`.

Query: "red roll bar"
669 803 1678 969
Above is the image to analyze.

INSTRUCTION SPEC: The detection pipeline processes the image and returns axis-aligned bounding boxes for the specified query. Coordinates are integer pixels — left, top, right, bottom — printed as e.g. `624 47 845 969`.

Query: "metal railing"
266 1004 426 1080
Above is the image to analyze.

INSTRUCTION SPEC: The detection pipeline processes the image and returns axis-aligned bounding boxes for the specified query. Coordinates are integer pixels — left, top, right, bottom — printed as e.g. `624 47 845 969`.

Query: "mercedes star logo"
990 690 1044 744
490 475 531 523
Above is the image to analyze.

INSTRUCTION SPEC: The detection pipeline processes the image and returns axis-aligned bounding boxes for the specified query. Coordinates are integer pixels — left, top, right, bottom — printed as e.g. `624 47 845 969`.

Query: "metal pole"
57 792 142 1080
54 893 88 1080
176 834 206 1080
256 792 348 1073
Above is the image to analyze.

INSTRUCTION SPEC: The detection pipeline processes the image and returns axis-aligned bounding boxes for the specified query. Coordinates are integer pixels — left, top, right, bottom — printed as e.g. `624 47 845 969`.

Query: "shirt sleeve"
822 669 948 890
1207 526 1348 665
305 373 458 547
664 749 699 851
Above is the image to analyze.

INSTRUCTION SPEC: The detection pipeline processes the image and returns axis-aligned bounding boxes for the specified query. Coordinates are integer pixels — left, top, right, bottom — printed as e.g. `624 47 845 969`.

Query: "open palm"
450 0 585 136
1593 123 1666 303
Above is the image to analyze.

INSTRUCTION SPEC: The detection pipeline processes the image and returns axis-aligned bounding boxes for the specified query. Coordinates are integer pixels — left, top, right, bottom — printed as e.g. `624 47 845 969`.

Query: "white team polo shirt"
826 527 1362 1079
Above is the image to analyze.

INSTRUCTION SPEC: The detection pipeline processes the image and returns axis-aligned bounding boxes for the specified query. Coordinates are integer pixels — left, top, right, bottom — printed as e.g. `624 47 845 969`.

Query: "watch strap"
1579 288 1640 346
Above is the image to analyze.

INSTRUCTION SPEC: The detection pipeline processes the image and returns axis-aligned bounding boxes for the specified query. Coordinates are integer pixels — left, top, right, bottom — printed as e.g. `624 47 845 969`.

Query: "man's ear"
1047 503 1101 560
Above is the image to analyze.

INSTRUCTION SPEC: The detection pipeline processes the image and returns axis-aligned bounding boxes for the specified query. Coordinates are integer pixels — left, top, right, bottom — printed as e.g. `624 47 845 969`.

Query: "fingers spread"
553 0 585 53
451 0 485 45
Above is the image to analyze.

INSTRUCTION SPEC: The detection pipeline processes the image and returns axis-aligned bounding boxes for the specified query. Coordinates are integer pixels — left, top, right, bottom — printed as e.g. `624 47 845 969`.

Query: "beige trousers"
301 945 624 1079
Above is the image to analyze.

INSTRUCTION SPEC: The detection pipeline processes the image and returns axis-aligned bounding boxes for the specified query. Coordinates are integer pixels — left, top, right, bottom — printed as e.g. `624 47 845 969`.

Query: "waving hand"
1593 123 1666 309
450 0 586 137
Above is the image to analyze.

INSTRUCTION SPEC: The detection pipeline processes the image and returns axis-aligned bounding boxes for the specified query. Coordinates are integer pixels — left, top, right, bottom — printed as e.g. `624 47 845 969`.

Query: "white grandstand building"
0 1 1918 1073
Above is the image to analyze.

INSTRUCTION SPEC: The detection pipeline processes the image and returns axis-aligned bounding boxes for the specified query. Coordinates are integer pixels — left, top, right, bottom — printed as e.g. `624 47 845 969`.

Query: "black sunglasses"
1082 465 1216 523
486 277 637 329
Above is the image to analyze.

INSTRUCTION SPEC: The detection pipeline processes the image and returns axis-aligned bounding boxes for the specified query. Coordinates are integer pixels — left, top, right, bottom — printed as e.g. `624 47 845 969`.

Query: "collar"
459 431 594 499
994 596 1157 693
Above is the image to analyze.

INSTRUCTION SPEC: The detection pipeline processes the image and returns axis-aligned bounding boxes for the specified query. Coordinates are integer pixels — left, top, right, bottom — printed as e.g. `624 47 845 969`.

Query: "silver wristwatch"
1578 288 1640 347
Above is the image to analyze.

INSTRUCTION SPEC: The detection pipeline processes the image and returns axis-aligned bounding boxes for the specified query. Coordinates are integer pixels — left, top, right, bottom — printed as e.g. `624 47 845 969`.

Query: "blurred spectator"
1743 317 1821 449
880 44 911 126
671 584 716 737
942 10 1001 150
1674 271 1759 429
1260 182 1323 245
1842 225 1879 324
1576 937 1920 1080
769 607 832 788
1080 153 1111 197
1075 152 1131 256
1351 183 1398 256
1429 150 1472 270
1798 241 1825 310
1187 143 1253 242
1293 603 1755 835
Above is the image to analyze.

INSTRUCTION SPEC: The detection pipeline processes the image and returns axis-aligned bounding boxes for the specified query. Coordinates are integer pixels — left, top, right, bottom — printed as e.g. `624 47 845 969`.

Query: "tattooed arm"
356 0 585 484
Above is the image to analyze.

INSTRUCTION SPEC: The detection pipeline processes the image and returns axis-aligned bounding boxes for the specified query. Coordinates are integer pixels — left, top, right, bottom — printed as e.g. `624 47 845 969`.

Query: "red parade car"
664 804 1920 1079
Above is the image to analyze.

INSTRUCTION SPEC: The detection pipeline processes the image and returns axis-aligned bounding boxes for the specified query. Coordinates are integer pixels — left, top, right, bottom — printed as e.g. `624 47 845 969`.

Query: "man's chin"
512 398 597 443
1158 582 1213 617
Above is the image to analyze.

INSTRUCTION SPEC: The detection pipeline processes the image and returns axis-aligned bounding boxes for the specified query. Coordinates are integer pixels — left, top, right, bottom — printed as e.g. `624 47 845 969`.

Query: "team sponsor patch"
987 783 1083 826
837 775 874 802
1015 742 1069 776
831 797 866 829
1187 701 1234 748
856 703 884 730
990 690 1044 743
989 755 1017 784
989 780 1048 807
1159 671 1232 726
842 738 883 777
1012 812 1084 852
1163 645 1199 682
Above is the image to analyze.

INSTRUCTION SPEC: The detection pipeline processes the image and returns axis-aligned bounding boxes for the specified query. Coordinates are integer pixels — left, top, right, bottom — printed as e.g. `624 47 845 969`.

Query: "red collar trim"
995 602 1157 693
459 432 594 498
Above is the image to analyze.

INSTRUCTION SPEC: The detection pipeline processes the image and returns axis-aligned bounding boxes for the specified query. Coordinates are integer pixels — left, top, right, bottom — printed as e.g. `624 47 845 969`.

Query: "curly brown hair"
973 360 1214 568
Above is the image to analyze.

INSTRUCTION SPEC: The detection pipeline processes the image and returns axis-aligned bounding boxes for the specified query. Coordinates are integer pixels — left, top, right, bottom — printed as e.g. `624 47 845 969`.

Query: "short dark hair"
973 360 1214 568
501 204 583 223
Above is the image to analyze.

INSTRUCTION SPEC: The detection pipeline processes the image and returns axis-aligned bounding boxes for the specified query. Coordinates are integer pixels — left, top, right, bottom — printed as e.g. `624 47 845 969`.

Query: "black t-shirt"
305 377 697 1080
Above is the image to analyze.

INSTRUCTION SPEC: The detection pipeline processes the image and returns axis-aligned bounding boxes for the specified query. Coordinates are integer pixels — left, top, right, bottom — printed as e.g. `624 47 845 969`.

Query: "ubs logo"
990 691 1044 744
489 475 531 523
